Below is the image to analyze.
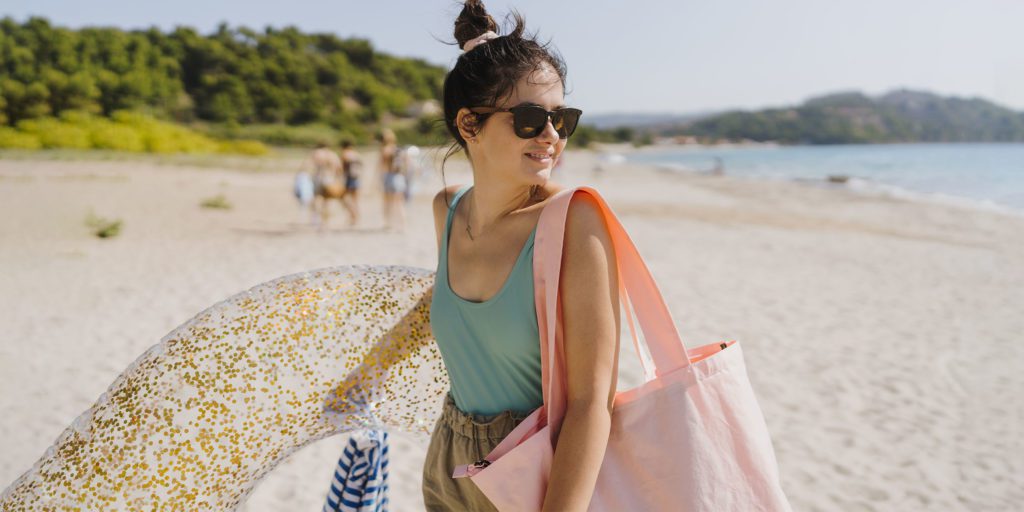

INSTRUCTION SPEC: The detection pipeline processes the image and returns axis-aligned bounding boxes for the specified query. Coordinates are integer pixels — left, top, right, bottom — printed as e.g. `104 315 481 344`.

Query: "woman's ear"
456 108 481 141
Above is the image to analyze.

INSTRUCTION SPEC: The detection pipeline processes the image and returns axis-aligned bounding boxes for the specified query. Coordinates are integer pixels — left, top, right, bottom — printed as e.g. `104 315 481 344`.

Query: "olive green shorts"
421 392 532 511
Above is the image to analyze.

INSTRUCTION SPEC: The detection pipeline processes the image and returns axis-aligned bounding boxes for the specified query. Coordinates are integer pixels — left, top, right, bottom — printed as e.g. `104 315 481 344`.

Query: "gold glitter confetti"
1 265 449 510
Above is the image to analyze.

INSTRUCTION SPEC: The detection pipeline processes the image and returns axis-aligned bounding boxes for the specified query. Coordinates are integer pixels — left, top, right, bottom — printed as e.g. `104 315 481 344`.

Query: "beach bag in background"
294 171 314 205
322 430 390 512
453 187 792 511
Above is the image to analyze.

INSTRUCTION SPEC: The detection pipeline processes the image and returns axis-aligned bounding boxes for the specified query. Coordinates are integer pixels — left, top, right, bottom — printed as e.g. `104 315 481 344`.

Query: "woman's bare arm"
541 192 620 512
324 186 459 413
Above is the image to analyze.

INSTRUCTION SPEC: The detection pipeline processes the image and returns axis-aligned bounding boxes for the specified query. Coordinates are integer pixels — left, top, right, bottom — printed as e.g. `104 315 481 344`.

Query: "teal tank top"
429 185 544 416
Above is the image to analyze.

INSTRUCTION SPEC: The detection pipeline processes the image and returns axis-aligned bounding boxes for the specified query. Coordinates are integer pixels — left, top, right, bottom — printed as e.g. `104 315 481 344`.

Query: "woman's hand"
322 365 387 430
322 288 435 427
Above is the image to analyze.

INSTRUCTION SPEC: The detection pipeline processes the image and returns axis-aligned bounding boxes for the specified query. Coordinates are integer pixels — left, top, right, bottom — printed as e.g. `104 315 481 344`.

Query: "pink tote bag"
453 187 792 511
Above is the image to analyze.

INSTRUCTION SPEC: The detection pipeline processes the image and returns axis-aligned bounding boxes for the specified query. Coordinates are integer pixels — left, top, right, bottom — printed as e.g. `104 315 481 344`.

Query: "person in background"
401 145 422 204
299 141 344 230
378 128 406 232
339 139 363 227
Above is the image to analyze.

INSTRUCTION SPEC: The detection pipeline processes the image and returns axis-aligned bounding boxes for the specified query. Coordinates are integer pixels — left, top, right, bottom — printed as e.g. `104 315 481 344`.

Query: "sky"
5 0 1023 115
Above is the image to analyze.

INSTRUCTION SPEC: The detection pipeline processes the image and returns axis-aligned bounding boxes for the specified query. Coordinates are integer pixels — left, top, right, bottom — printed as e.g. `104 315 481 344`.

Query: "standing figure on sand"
339 139 363 227
295 140 365 230
421 1 790 511
399 144 423 204
420 1 607 510
296 141 344 231
378 128 407 232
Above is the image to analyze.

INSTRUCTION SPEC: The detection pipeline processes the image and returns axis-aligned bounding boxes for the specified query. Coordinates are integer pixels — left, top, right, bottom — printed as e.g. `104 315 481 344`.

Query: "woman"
303 141 343 230
378 128 406 231
422 2 618 511
339 139 362 227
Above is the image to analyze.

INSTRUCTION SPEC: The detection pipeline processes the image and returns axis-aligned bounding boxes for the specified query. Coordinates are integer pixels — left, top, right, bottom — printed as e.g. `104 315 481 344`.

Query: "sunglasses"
470 104 583 139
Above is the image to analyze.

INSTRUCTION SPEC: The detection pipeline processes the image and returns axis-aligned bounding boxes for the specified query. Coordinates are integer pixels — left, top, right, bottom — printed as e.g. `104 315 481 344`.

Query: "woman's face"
459 62 567 188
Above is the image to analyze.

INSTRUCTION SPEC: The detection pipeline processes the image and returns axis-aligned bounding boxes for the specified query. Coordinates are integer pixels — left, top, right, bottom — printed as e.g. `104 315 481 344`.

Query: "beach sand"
1 149 1021 511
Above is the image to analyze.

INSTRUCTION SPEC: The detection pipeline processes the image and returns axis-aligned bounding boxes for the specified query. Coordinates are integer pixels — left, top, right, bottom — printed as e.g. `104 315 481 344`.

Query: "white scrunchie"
463 30 499 52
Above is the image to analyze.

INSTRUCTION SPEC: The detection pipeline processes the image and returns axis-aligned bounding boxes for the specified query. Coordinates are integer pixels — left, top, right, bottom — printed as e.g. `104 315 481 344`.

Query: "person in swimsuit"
378 128 406 232
339 139 362 227
400 144 422 203
422 2 616 511
301 141 343 230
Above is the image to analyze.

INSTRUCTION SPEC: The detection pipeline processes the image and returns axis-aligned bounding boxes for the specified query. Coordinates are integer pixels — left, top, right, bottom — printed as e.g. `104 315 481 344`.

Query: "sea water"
625 143 1024 212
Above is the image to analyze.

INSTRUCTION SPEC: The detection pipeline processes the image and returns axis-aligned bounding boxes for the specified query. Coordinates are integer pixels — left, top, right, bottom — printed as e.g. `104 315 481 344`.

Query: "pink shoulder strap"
533 186 692 440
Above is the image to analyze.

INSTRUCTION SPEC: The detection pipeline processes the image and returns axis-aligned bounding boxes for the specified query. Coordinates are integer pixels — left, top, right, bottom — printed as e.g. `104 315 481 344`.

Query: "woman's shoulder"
432 184 468 210
431 185 466 251
539 183 611 252
432 184 467 223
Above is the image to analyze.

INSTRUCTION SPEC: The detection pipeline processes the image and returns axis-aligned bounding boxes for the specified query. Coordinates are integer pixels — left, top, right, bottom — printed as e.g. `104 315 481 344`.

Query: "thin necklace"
465 194 476 240
465 185 539 241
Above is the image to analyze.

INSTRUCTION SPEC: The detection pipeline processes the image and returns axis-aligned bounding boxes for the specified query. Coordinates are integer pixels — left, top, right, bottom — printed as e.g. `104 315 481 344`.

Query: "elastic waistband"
440 392 533 440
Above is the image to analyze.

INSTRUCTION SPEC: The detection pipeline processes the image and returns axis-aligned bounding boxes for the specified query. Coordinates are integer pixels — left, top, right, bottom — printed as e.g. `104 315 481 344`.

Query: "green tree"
0 17 448 138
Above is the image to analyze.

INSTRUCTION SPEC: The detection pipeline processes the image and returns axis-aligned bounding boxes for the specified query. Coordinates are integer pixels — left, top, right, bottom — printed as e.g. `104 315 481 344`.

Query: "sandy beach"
1 148 1021 511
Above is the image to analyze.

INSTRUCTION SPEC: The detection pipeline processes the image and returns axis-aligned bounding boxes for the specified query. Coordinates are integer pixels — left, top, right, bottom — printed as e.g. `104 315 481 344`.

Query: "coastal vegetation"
0 17 675 151
0 17 446 150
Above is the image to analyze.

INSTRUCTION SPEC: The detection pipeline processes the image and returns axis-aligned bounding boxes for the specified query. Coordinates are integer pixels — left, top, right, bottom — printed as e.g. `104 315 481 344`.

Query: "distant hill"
671 89 1024 144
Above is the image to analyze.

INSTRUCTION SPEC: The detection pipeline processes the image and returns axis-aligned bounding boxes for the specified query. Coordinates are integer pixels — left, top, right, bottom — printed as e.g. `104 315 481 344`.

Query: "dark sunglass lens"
554 109 581 139
513 106 549 138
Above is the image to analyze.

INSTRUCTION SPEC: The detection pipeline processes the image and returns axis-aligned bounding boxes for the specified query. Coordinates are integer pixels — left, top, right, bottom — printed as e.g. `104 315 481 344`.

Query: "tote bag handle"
534 187 692 437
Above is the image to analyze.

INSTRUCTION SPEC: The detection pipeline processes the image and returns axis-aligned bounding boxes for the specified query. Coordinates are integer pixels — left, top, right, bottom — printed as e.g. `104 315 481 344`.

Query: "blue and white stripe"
323 430 390 512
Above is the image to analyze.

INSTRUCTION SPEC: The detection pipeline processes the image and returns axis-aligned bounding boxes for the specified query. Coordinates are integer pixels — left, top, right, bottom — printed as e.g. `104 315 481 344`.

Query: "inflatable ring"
1 265 448 510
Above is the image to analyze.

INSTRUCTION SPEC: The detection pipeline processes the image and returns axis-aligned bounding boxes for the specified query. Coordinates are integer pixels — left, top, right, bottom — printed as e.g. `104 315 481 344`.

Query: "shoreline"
662 166 1024 220
609 142 1024 217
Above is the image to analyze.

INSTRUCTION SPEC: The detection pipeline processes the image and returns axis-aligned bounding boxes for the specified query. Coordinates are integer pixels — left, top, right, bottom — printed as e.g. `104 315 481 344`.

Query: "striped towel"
323 430 390 512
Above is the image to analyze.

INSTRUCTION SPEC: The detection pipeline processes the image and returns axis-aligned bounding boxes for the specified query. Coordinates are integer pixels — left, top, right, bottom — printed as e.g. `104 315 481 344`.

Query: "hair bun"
454 0 499 50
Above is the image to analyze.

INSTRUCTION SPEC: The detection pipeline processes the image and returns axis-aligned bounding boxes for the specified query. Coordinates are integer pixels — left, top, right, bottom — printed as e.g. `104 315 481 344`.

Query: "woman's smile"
525 149 554 165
